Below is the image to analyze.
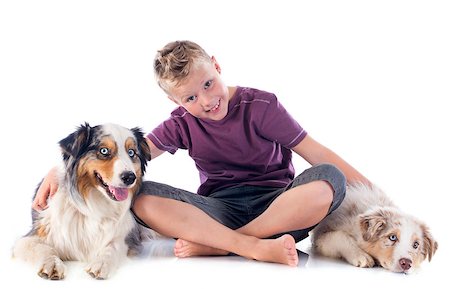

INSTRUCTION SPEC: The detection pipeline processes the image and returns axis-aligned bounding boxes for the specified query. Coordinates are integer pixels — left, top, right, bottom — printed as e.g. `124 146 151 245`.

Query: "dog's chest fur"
36 184 134 261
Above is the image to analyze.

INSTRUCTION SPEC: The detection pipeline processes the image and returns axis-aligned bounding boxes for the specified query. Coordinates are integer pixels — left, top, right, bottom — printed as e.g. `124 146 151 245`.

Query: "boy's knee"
132 196 144 218
316 164 346 195
315 163 346 212
132 195 153 219
292 163 346 206
312 180 334 209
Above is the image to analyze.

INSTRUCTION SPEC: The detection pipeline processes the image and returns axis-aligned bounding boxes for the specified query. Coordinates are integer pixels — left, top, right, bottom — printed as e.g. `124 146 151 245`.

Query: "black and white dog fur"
13 123 152 279
312 183 438 273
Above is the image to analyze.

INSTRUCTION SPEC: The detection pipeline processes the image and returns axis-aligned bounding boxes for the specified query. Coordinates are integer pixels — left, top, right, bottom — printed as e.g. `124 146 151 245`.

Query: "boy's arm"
32 166 60 211
146 137 165 159
292 135 371 185
32 138 165 211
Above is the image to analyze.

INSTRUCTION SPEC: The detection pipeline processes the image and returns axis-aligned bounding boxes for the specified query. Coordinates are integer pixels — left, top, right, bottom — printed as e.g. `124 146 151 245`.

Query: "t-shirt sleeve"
147 118 186 154
259 94 307 148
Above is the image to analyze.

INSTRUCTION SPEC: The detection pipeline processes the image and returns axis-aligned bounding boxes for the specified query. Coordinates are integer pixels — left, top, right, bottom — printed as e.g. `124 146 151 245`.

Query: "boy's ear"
167 95 180 105
211 56 221 74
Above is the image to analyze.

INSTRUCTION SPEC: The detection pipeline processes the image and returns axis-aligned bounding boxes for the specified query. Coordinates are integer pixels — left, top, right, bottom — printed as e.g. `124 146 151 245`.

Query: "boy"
33 40 370 266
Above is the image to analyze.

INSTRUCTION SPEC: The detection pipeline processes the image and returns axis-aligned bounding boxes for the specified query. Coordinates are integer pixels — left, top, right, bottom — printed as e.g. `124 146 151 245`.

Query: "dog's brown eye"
413 241 419 249
389 234 397 242
99 147 110 156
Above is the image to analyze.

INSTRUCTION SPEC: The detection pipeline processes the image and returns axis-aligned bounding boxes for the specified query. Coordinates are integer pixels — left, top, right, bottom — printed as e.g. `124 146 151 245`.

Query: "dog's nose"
399 258 412 271
121 171 136 186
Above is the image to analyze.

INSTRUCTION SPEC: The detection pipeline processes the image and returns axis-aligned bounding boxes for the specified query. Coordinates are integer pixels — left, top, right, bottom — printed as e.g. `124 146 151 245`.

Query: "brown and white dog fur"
13 123 152 279
312 183 438 273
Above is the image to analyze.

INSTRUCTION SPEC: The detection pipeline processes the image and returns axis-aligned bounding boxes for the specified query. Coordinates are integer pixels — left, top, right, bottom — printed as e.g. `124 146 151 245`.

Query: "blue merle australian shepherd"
13 123 152 279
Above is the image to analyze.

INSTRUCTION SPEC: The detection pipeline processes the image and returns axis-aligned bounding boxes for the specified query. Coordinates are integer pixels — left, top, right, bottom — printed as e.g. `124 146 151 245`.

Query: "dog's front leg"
85 240 128 279
314 231 375 268
13 236 66 280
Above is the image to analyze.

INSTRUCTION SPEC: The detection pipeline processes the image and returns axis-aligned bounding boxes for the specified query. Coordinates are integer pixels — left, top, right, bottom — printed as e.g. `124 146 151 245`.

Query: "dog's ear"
59 122 93 162
131 127 151 173
420 223 438 262
359 208 390 242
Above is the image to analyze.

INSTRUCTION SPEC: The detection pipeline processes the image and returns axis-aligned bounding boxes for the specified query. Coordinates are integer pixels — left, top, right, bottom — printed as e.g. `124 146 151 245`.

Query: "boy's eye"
186 95 197 102
204 80 212 89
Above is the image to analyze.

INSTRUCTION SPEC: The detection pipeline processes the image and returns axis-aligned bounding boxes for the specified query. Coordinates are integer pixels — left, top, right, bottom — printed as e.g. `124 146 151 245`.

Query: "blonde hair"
154 40 212 93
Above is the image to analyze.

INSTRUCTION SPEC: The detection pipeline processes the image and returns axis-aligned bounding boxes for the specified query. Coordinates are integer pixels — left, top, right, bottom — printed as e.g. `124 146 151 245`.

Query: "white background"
0 1 449 288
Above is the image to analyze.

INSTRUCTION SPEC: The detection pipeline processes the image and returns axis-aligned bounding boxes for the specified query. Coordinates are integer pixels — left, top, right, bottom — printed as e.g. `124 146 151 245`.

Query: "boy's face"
167 58 231 121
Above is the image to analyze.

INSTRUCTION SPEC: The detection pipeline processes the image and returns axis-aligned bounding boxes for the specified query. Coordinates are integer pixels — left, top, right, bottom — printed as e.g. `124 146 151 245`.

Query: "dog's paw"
38 256 66 280
347 252 375 268
85 259 111 279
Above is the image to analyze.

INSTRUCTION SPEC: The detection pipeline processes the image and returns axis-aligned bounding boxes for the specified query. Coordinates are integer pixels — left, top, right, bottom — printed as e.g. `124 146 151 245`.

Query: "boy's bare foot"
253 234 299 267
174 239 228 258
174 235 298 266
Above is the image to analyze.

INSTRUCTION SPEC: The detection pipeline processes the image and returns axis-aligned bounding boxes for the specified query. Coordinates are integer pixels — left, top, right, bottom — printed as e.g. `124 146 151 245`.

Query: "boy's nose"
203 102 216 111
199 94 215 110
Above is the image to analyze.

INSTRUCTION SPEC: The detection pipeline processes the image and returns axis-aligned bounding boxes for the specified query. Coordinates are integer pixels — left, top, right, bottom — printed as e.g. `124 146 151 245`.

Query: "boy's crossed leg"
173 180 333 259
133 180 334 266
133 195 299 266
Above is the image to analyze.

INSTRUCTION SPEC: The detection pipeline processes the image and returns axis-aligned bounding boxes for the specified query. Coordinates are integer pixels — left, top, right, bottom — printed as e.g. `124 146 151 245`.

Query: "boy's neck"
228 86 237 100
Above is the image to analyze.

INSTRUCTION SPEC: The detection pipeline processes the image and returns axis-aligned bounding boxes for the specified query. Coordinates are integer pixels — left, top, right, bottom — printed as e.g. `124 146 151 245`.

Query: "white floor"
3 233 447 289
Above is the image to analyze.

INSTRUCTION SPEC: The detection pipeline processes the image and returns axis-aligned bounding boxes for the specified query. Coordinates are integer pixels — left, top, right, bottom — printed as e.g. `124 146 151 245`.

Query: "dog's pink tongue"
109 187 129 201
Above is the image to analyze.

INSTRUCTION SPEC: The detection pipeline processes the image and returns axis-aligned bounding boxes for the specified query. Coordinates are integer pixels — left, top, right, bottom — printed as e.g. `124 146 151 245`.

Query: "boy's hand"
32 166 59 211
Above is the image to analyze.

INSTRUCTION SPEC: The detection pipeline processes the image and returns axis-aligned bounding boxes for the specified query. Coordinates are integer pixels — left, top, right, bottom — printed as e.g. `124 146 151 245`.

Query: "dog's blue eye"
99 148 110 156
389 234 397 242
413 241 419 249
128 149 135 157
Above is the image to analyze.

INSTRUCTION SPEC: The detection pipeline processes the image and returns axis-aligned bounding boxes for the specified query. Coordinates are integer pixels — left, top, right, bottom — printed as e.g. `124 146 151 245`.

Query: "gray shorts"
132 163 346 243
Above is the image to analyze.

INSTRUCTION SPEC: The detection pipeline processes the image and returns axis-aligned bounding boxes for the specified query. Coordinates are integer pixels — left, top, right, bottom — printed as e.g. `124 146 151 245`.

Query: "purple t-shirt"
148 86 307 196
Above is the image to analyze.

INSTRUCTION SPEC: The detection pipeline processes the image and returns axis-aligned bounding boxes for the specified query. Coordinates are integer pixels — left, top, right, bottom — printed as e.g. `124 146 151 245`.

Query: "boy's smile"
168 58 233 121
204 99 220 113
